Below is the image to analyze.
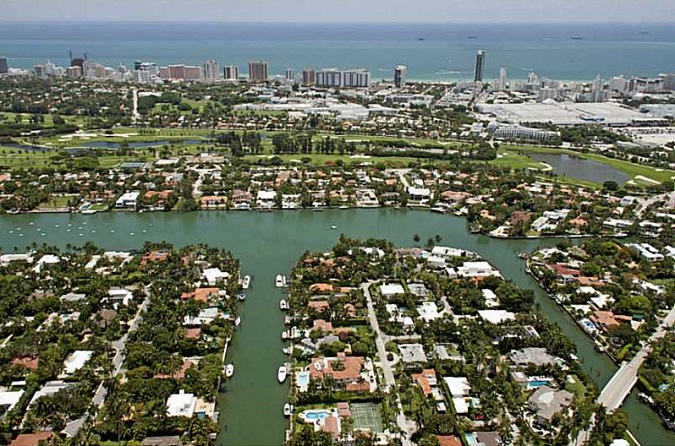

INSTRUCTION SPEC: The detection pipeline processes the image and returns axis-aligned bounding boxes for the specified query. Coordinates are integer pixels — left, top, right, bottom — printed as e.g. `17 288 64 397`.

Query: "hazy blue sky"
3 0 674 23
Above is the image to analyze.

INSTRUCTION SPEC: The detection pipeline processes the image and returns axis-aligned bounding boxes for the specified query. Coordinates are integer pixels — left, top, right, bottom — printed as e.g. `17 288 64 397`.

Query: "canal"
0 209 672 446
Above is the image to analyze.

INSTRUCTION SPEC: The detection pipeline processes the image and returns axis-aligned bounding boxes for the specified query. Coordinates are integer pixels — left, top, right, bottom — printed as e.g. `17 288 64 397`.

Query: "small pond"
530 153 630 185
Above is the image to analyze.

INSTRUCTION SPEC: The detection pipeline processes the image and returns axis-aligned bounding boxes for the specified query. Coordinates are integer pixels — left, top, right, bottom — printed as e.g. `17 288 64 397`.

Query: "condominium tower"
248 61 269 81
394 65 407 88
474 50 485 83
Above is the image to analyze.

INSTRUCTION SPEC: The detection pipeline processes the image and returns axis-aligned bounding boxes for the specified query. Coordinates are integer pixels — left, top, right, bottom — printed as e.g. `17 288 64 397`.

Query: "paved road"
362 283 416 446
571 303 675 445
635 191 675 217
64 291 151 438
390 169 411 189
598 303 675 411
79 289 152 431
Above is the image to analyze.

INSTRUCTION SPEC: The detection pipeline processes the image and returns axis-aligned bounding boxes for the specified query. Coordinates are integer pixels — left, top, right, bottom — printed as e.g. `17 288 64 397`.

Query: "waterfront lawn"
564 374 588 403
489 150 546 171
39 195 71 209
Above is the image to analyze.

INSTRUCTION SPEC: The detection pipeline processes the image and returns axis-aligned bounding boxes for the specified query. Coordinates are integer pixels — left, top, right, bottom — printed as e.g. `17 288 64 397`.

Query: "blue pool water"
296 372 309 388
528 380 550 388
305 411 330 420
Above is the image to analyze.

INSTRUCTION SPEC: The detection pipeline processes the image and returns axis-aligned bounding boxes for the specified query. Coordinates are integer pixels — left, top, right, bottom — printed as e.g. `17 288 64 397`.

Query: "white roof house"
183 307 223 326
166 390 197 417
0 253 33 266
28 381 69 410
202 268 230 285
478 310 515 324
427 255 447 269
398 344 428 363
380 283 405 297
61 350 94 376
457 261 499 278
115 191 140 208
108 288 133 306
481 289 499 308
443 377 471 397
407 187 431 200
417 302 441 322
0 390 24 412
431 246 469 258
34 254 61 273
257 190 276 201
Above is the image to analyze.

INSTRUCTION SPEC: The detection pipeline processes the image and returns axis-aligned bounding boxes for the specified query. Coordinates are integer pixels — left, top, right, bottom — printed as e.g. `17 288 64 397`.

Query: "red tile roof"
10 432 53 446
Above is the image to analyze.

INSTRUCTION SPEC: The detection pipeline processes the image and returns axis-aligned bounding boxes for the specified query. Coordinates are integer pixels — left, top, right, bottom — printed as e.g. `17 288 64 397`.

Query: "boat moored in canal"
225 364 234 378
241 275 251 289
277 365 288 383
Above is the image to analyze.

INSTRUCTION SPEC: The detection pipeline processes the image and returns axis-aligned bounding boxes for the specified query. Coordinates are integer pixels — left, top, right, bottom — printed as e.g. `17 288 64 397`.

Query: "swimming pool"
296 371 310 391
304 410 330 421
528 380 551 388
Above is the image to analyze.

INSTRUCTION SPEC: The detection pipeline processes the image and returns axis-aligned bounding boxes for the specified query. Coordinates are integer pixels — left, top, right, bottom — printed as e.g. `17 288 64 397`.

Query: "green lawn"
564 374 587 403
489 150 547 170
242 153 421 167
40 196 71 208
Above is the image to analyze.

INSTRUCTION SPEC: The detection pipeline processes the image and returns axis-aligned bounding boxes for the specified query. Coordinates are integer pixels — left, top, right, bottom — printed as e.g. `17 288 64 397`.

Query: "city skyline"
2 0 675 23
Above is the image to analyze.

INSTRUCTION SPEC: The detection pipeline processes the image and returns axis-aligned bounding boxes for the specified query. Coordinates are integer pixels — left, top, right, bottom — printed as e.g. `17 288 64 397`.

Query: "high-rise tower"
474 50 485 83
394 65 407 88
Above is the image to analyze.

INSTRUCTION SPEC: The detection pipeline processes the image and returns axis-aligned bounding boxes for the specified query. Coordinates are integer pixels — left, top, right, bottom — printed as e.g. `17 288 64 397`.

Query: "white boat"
275 274 283 288
281 275 288 287
234 317 241 326
241 275 251 289
330 225 338 229
339 205 349 209
283 403 293 417
282 330 289 340
279 300 288 311
277 365 288 383
237 293 246 301
225 364 234 377
81 209 97 214
282 347 292 355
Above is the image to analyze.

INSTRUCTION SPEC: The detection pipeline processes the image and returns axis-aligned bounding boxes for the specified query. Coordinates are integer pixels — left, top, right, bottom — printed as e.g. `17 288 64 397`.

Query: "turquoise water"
296 371 310 388
528 380 551 388
2 23 675 81
304 410 331 421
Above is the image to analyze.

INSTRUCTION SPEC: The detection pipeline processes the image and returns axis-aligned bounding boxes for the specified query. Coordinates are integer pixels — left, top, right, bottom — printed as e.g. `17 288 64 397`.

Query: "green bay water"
0 209 673 446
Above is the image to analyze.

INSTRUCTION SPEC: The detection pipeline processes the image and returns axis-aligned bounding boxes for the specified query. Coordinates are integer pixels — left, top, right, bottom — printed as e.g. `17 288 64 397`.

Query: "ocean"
1 22 674 81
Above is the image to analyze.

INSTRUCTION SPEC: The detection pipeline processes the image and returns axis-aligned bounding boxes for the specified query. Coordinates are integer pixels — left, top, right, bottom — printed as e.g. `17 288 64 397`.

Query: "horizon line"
0 20 673 25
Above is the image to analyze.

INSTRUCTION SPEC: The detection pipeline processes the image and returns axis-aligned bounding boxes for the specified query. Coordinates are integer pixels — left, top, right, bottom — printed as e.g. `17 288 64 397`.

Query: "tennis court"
351 403 384 433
